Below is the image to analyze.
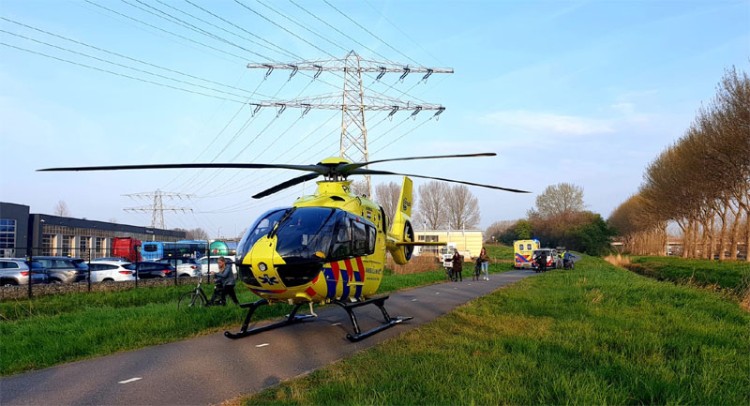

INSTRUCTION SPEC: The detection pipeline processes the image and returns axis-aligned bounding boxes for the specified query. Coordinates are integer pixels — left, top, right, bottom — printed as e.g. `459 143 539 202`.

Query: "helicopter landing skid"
224 299 316 340
333 296 412 342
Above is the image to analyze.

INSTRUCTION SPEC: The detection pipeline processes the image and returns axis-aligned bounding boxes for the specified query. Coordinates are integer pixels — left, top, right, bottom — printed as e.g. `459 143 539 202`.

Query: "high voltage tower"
247 50 453 195
123 190 194 229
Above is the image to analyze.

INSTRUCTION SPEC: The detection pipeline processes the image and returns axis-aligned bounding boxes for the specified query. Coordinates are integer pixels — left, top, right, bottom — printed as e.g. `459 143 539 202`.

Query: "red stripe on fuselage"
355 257 365 281
343 258 354 281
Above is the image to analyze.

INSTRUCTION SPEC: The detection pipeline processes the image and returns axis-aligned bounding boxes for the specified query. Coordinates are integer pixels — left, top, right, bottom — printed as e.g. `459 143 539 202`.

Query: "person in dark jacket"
451 250 463 282
213 257 238 305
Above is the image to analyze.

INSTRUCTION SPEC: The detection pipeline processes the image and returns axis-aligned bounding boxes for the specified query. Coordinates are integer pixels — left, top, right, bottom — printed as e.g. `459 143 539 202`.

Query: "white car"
155 258 202 278
198 256 236 277
88 260 137 283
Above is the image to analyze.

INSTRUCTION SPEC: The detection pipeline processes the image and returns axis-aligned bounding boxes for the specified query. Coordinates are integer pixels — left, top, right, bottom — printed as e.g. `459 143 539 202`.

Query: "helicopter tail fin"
388 177 415 265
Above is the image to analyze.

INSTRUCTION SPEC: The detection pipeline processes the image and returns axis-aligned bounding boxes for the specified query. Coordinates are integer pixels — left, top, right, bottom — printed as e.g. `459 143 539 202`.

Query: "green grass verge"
245 257 750 405
1 256 512 376
627 256 750 298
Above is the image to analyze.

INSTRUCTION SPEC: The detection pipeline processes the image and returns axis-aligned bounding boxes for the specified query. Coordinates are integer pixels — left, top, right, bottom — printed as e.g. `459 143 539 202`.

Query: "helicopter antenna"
246 51 453 196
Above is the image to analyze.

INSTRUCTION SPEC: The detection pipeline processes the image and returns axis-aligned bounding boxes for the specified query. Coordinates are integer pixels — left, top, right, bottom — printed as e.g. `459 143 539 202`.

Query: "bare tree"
485 220 516 241
54 200 70 217
374 181 401 225
529 183 584 220
414 181 448 229
445 184 481 230
174 227 209 240
350 180 369 197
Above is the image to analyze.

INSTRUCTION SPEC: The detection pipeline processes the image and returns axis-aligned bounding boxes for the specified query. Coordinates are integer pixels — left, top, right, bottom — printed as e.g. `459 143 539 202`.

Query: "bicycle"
177 274 226 309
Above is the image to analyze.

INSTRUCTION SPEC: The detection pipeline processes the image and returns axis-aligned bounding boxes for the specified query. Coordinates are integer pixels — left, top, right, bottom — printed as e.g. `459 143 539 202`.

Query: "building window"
62 235 73 257
0 219 16 258
79 237 90 260
95 237 105 258
42 234 53 256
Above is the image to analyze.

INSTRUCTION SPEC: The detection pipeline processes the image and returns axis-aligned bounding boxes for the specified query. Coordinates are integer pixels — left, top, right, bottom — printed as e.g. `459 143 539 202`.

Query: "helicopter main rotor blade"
353 169 530 193
338 152 496 173
38 163 327 173
252 173 321 199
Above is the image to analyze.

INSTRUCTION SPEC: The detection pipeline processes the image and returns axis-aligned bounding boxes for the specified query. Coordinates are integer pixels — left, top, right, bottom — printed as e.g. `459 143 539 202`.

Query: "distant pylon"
123 189 194 229
246 50 453 196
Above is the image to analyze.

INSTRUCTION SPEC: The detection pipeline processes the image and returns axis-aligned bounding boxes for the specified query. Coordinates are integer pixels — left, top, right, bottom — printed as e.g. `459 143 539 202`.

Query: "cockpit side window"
330 215 376 260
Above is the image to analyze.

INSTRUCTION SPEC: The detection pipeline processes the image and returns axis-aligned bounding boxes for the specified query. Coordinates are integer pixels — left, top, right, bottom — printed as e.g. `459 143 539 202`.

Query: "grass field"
4 246 748 405
244 256 750 405
0 250 476 376
623 255 750 298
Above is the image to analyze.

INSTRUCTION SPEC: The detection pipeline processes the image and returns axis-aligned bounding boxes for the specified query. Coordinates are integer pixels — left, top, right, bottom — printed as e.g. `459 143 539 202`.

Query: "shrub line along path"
2 270 535 406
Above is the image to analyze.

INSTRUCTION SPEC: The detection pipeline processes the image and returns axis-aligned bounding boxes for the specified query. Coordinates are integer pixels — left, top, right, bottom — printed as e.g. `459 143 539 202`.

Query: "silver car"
33 256 88 283
0 259 49 286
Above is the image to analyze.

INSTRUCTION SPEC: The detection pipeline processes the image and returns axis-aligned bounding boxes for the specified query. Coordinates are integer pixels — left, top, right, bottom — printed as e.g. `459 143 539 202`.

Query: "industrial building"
0 202 185 259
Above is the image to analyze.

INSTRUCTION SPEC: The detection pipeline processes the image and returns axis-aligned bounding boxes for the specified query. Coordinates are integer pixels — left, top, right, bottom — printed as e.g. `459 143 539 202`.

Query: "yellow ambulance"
513 239 540 269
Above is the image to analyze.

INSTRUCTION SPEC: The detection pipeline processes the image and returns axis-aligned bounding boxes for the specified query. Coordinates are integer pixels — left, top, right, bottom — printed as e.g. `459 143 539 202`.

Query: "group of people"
447 246 490 282
534 249 575 272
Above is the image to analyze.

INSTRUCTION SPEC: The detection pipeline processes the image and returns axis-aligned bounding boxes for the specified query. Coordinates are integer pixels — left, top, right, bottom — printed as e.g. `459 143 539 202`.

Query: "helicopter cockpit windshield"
274 207 337 261
236 206 377 266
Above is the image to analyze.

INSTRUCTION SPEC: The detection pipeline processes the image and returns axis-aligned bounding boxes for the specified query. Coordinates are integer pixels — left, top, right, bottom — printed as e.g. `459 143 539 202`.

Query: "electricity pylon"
123 190 194 229
247 50 453 195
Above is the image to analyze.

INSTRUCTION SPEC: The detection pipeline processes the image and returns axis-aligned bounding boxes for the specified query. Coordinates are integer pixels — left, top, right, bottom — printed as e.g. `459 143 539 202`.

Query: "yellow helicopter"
40 152 529 341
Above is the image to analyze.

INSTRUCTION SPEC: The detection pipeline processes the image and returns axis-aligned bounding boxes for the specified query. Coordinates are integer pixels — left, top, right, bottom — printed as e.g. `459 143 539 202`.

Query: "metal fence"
1 246 211 300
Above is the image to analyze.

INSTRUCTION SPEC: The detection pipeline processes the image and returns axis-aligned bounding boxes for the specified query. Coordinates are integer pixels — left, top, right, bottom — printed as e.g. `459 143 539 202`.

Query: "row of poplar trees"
608 67 750 261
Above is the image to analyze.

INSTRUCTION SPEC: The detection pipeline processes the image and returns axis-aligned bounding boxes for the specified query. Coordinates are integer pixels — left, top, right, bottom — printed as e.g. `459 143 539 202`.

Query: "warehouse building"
0 202 184 259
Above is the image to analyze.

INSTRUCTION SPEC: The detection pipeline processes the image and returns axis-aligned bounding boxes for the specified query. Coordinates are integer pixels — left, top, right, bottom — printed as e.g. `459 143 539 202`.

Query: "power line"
322 0 420 65
121 0 282 63
84 0 251 63
287 0 396 64
1 17 257 96
182 0 300 61
232 0 336 59
1 29 254 101
254 0 348 55
0 41 246 103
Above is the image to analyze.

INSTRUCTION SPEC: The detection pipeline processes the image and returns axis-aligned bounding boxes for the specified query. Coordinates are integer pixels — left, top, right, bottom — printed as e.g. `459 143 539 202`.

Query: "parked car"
33 256 88 283
88 260 137 283
0 259 49 285
94 257 129 262
155 257 201 277
198 256 236 276
134 261 175 279
531 248 558 270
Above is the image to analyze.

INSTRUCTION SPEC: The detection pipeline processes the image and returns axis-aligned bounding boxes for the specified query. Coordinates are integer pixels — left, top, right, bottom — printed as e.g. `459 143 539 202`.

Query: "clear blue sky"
1 0 748 238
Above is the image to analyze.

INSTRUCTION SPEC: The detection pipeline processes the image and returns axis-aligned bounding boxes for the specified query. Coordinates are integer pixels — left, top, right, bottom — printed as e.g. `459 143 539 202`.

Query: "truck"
513 239 540 269
112 237 142 262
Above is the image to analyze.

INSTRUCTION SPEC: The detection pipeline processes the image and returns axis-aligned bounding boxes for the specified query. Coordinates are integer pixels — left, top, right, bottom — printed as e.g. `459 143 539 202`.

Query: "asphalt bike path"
2 269 536 405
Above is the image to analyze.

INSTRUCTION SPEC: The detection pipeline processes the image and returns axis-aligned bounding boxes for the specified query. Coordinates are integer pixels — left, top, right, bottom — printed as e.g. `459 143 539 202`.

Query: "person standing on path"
479 246 490 280
451 249 463 282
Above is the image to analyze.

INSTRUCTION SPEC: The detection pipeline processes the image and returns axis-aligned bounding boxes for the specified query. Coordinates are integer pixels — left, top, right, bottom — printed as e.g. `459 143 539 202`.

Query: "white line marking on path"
411 299 418 302
331 322 342 326
118 377 142 384
255 343 270 348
